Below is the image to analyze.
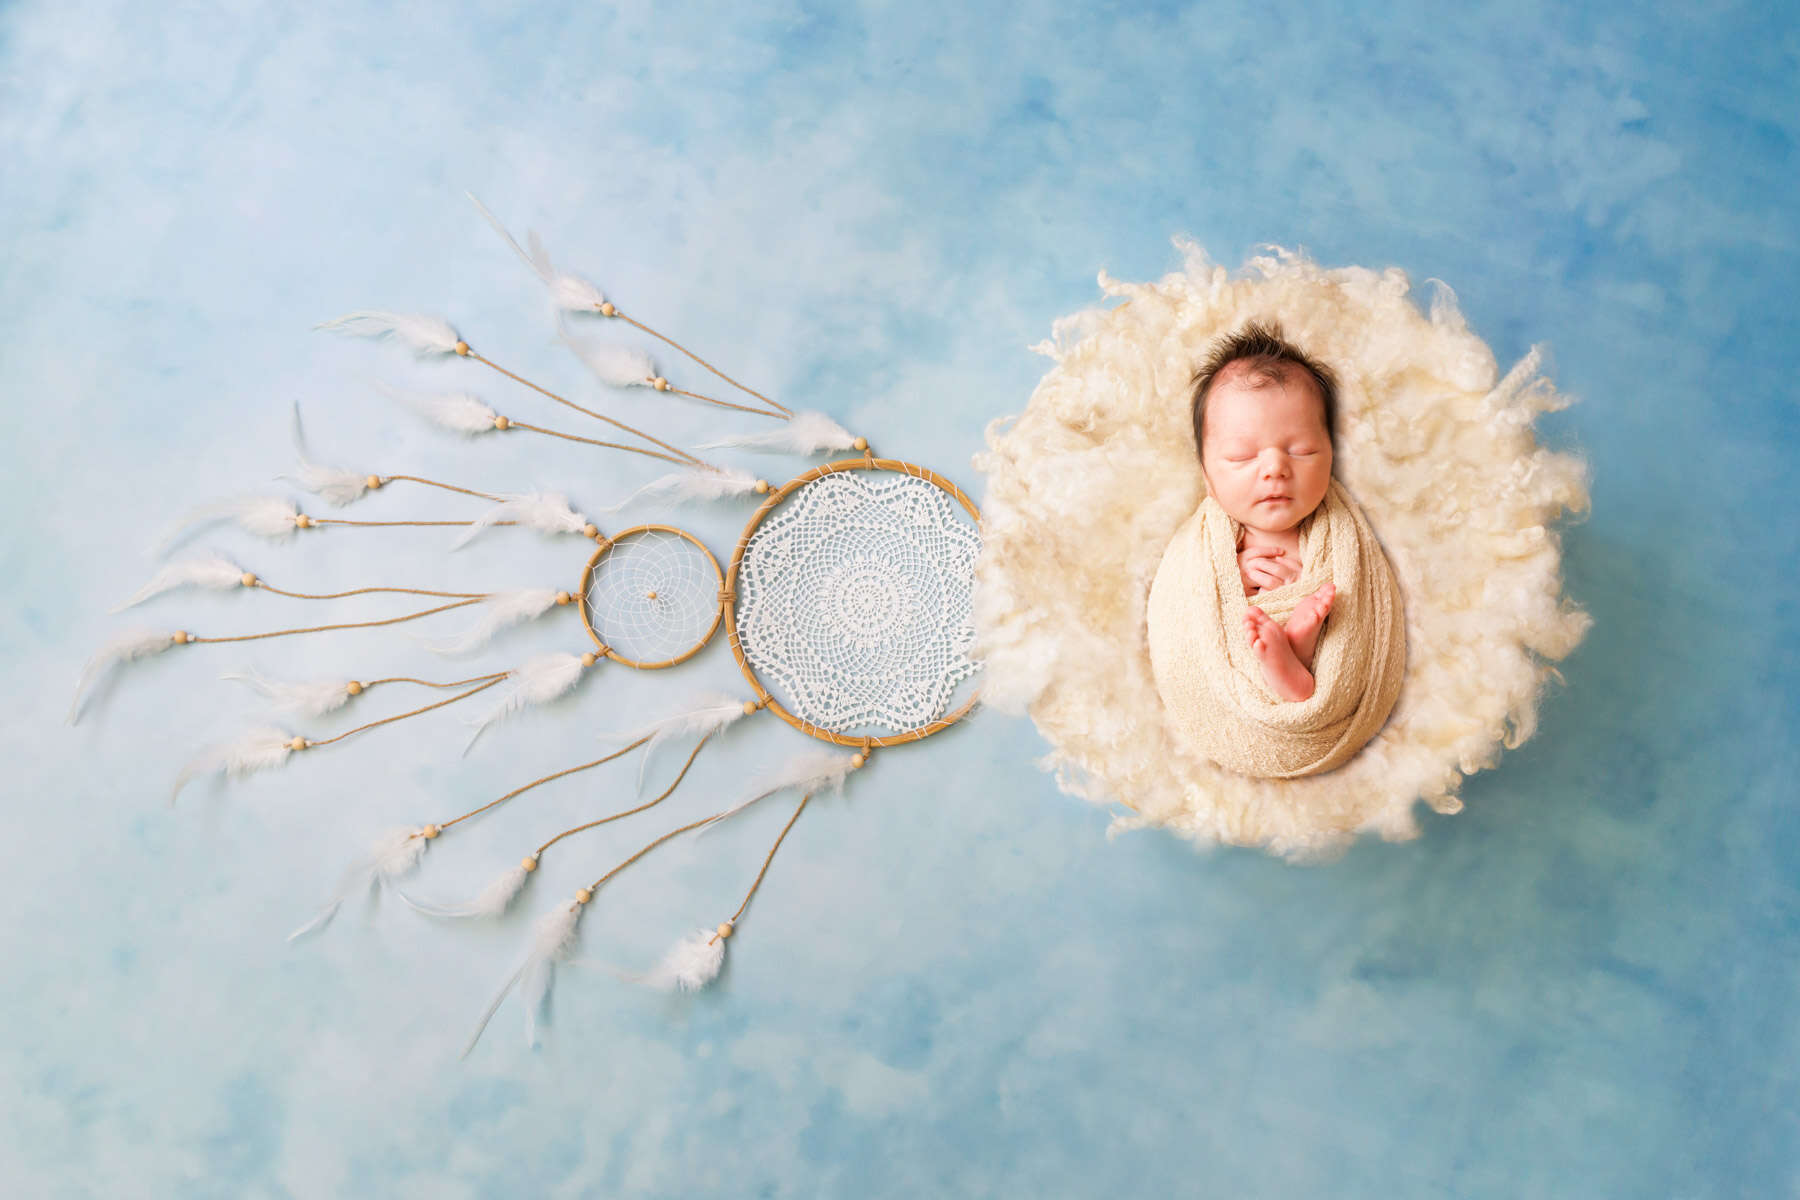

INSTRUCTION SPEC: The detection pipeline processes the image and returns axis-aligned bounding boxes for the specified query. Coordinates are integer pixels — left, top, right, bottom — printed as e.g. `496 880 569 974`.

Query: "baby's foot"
1243 606 1315 702
1284 582 1336 672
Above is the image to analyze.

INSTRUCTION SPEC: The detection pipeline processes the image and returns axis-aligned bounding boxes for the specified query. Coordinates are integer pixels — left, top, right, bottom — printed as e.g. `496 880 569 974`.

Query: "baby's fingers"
1240 546 1286 562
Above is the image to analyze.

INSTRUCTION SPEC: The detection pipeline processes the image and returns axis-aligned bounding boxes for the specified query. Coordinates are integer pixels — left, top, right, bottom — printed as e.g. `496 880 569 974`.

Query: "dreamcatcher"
72 199 983 1053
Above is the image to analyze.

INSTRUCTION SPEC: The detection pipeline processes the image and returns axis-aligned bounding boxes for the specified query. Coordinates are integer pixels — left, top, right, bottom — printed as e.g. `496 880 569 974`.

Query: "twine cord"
254 582 489 601
305 675 507 748
506 420 691 466
615 311 792 417
438 735 654 831
710 791 811 944
534 732 714 855
189 597 482 643
380 474 505 502
469 352 705 466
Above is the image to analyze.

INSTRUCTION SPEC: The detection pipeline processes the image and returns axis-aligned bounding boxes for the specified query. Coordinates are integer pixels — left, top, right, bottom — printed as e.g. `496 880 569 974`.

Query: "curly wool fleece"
972 244 1590 859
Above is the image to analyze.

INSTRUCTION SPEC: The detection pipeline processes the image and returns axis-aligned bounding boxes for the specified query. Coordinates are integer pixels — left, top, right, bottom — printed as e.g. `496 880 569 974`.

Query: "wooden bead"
741 700 758 716
287 736 307 752
576 888 594 905
715 922 734 940
239 572 257 588
554 591 572 606
421 824 441 839
652 377 669 391
850 753 866 768
295 514 313 528
580 652 599 668
365 474 382 489
454 341 470 356
493 415 510 431
521 856 538 872
599 302 617 317
753 479 770 495
852 436 869 451
645 590 658 600
171 631 190 644
346 680 363 695
582 524 599 539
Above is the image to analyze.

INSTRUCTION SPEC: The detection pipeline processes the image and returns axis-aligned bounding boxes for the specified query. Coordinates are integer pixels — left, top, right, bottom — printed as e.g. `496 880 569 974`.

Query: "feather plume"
399 859 532 920
221 670 358 718
698 749 860 835
453 492 590 549
282 403 370 506
463 898 586 1056
155 496 300 554
114 554 246 611
287 827 429 941
68 629 181 723
171 725 297 802
316 310 463 356
381 384 500 435
696 410 858 454
601 466 762 512
561 329 656 389
609 691 755 791
464 653 590 752
465 193 608 312
287 459 370 506
646 929 726 992
425 589 563 655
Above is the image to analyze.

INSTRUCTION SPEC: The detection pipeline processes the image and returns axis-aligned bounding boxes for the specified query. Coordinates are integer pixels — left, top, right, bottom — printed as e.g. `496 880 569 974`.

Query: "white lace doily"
735 470 981 735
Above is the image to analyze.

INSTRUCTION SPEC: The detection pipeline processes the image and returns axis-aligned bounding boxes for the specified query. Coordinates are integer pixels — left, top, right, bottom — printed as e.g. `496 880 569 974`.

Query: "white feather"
601 466 762 512
221 670 357 718
749 748 861 800
283 403 370 506
464 653 590 752
316 310 462 356
696 410 858 454
399 860 532 920
698 749 860 836
609 691 755 791
67 629 180 723
114 554 246 611
287 827 429 942
425 589 563 655
155 496 300 554
382 384 500 435
646 929 726 992
465 193 608 311
171 726 296 802
561 331 656 388
453 492 589 549
287 460 370 506
463 898 586 1056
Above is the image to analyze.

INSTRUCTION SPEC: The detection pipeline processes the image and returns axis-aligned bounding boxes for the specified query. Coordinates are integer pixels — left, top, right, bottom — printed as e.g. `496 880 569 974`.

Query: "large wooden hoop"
725 454 983 748
578 524 726 670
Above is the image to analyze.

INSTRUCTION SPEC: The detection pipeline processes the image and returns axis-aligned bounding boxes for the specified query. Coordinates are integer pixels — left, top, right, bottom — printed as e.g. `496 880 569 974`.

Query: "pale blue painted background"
3 2 1796 1197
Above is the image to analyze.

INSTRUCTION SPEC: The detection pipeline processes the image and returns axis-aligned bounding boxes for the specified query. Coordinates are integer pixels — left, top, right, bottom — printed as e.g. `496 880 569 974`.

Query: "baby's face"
1200 365 1333 535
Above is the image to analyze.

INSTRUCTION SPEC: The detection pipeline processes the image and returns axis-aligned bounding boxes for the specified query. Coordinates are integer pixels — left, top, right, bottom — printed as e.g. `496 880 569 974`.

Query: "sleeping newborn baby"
1145 320 1406 779
1192 322 1340 701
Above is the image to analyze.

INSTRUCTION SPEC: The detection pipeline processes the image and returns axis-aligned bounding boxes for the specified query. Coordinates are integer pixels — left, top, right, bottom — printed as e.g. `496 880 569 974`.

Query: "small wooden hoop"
578 524 725 670
725 456 983 748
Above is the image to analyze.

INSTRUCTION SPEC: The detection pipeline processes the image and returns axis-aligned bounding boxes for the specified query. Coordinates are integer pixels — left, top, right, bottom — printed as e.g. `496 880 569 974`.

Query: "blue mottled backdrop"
3 2 1795 1196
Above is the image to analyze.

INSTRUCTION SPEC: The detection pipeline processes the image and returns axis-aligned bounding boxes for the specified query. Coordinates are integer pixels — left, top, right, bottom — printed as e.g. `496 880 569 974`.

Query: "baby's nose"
1258 451 1290 477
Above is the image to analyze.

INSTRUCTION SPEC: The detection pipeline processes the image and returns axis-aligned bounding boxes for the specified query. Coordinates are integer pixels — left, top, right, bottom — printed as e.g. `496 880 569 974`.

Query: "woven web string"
737 472 981 734
586 529 718 663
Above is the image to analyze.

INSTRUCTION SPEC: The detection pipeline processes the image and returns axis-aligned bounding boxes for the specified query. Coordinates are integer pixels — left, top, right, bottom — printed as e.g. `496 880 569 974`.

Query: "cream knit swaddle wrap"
1146 480 1406 779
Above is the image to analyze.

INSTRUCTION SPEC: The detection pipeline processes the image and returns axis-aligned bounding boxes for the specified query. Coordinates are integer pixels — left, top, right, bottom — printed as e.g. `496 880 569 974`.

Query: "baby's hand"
1238 545 1300 595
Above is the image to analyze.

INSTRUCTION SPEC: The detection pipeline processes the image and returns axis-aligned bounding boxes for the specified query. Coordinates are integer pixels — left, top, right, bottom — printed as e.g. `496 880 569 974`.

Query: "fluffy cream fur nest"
972 244 1590 858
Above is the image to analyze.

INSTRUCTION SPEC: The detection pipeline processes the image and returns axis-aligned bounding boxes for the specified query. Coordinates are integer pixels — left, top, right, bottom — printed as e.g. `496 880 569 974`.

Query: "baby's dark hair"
1190 320 1338 457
